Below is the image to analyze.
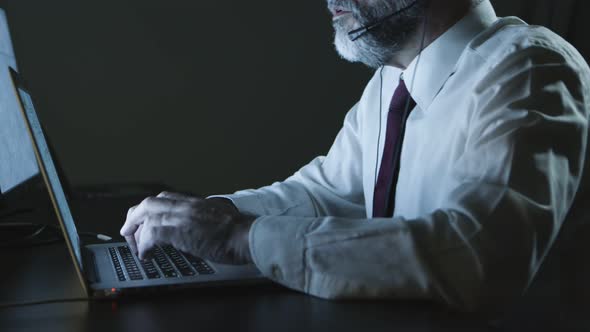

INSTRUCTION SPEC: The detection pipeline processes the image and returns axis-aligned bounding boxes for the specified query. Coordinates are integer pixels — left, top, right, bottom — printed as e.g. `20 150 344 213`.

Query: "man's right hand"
120 192 255 264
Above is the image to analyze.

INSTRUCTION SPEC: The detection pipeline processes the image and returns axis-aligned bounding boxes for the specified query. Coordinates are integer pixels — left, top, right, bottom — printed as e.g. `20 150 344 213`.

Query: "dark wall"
0 0 371 195
0 0 584 196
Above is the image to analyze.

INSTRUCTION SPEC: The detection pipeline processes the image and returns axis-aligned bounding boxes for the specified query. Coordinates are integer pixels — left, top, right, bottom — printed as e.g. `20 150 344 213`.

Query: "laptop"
4 66 268 298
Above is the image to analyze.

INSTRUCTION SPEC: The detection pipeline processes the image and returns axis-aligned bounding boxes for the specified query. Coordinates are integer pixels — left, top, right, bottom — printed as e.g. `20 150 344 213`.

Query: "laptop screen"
0 83 39 194
12 76 84 273
0 9 37 194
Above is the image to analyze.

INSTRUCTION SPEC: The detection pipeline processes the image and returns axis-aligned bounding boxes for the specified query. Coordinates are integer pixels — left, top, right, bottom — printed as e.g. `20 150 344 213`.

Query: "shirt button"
270 264 283 281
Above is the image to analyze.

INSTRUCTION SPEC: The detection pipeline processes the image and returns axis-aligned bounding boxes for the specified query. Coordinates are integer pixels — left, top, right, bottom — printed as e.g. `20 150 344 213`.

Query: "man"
120 0 590 312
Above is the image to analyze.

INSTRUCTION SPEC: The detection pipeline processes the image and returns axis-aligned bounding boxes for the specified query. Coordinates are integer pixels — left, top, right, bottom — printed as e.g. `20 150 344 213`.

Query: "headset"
348 0 421 42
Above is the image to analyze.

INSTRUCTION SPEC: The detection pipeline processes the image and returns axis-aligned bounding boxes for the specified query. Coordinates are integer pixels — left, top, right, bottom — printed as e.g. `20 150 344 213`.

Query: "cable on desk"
0 297 90 309
0 222 113 248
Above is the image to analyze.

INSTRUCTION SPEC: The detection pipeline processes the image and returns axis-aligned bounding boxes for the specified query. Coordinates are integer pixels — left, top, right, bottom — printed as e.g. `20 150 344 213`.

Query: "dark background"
0 0 587 196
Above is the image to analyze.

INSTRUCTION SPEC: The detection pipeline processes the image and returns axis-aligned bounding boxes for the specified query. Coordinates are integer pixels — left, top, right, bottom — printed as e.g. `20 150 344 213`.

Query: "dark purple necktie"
372 79 416 218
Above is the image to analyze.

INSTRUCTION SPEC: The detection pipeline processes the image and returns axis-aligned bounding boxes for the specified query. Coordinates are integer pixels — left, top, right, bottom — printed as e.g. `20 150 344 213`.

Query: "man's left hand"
120 192 256 265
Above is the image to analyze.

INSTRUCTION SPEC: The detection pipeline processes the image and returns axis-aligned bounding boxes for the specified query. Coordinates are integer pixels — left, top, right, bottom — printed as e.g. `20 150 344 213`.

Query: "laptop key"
161 245 196 276
117 246 145 280
109 247 126 281
140 260 161 279
182 252 215 275
153 247 178 278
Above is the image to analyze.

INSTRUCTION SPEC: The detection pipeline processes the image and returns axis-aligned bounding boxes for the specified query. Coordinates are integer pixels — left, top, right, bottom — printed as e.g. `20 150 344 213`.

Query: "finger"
120 205 139 236
125 234 138 255
133 223 144 254
137 216 161 260
121 197 189 236
157 191 200 202
126 205 138 219
138 215 178 260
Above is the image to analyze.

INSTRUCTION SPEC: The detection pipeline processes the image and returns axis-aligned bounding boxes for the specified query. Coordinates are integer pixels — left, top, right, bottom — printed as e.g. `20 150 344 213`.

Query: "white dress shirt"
211 0 590 311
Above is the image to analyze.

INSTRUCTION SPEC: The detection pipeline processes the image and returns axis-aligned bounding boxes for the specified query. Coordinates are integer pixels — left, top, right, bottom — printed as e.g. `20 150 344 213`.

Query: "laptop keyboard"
109 244 215 281
139 257 161 279
153 246 178 278
108 247 126 281
118 246 144 280
161 245 194 276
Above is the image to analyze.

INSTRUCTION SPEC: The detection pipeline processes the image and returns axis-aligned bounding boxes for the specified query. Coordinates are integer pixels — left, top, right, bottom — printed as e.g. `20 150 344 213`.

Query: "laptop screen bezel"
8 67 89 296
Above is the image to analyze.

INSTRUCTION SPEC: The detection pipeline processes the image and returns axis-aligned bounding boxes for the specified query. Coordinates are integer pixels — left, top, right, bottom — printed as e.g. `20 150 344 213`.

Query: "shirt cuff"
248 215 314 293
206 193 266 216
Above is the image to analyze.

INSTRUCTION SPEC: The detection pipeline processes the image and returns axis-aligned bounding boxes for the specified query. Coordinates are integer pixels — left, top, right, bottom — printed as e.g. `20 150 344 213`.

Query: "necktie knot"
389 79 414 112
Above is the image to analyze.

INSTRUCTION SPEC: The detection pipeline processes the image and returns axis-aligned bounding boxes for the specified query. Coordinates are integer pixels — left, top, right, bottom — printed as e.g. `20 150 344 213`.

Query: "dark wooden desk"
0 191 588 332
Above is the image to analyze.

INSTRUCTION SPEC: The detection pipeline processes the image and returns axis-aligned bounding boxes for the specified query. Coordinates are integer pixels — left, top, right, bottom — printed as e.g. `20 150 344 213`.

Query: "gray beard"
331 0 425 68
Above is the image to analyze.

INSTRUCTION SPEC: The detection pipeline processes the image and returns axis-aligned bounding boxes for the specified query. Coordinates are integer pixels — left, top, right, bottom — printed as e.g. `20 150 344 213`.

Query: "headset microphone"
348 0 419 41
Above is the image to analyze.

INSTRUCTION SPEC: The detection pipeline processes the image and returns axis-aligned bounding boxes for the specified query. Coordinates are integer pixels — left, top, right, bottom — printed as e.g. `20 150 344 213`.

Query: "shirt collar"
396 0 498 111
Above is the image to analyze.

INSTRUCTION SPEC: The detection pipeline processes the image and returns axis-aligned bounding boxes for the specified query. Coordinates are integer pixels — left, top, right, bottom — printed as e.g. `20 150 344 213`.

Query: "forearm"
209 103 366 219
211 160 366 218
247 196 557 313
244 148 584 313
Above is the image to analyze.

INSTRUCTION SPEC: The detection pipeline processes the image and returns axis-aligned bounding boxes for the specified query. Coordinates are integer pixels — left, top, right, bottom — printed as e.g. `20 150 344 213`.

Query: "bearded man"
120 0 590 312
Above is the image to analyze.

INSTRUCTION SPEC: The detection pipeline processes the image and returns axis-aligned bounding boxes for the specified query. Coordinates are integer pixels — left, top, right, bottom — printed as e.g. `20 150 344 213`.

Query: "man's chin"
334 32 360 63
333 29 387 69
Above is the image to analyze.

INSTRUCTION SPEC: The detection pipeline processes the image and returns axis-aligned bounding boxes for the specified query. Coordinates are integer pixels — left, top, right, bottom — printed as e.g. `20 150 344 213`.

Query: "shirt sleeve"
209 102 366 219
247 47 590 312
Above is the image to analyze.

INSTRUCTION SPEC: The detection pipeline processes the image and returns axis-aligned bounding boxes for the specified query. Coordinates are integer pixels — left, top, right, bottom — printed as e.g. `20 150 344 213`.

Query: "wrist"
207 197 239 213
235 215 256 264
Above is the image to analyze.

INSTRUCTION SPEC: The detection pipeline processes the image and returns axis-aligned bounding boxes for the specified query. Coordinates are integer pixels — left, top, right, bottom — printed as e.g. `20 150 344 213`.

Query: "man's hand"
120 192 256 265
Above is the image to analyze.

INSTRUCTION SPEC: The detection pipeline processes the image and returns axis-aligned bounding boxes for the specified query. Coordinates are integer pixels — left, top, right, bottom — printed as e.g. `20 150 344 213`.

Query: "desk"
0 189 588 332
